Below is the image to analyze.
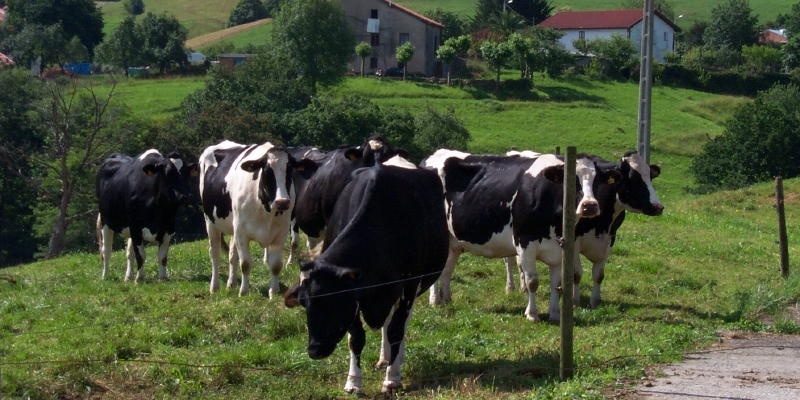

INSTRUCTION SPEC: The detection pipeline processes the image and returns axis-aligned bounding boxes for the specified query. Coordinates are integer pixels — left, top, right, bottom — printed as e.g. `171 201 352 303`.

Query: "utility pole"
637 0 655 164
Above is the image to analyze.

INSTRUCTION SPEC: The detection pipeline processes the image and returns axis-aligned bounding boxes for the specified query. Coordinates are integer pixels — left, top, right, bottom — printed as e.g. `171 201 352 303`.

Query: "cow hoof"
525 314 541 322
344 386 364 397
381 381 401 396
548 318 560 325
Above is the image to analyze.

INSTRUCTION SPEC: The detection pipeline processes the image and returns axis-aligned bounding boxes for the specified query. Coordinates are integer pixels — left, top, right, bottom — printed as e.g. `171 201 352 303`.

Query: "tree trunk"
447 63 451 86
495 66 501 92
46 184 73 259
360 58 365 77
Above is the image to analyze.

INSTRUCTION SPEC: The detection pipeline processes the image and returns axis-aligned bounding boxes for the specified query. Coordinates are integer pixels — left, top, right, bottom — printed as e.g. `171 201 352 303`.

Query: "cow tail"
95 213 103 254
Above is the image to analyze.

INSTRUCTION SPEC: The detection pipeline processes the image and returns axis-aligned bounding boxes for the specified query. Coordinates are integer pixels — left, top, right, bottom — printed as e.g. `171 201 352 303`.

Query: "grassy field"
98 0 240 39
2 73 799 398
186 18 273 51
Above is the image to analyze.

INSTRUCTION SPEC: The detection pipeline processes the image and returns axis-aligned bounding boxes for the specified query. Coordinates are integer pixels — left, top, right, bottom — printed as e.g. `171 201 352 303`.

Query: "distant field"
97 0 239 39
186 18 272 50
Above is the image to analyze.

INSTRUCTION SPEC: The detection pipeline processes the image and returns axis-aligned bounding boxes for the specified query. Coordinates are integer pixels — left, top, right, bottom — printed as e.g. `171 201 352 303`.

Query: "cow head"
616 151 664 216
240 145 294 212
533 154 603 219
343 136 409 167
284 260 361 360
143 151 198 207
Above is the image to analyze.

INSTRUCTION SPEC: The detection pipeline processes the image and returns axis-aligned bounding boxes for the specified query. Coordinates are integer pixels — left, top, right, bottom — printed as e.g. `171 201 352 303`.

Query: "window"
579 31 585 39
664 31 668 41
399 33 409 45
370 9 378 18
371 33 380 46
370 57 378 69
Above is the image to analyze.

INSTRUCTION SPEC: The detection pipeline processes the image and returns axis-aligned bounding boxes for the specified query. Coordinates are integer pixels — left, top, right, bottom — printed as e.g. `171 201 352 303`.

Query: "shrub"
691 83 800 192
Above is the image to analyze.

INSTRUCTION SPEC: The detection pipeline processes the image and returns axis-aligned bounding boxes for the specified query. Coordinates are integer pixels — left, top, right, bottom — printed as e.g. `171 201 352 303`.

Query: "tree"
123 0 145 16
691 84 800 192
272 0 354 95
227 0 268 28
471 0 553 30
682 20 708 48
587 34 639 79
436 45 457 85
424 8 465 41
0 68 42 266
355 42 371 77
619 0 676 22
703 0 759 51
137 12 188 73
396 42 415 80
0 24 87 74
6 0 104 56
508 32 535 80
489 10 526 37
95 16 143 76
480 40 513 91
741 44 781 73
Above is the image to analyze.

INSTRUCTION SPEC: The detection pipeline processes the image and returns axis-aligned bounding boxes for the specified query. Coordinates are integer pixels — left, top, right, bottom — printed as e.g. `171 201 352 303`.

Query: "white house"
538 9 680 63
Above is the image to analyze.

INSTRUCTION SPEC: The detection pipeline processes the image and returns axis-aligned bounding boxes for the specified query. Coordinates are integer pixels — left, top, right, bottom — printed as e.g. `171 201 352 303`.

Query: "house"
538 9 680 63
759 29 788 45
0 52 13 67
217 53 255 70
0 5 7 22
341 0 444 77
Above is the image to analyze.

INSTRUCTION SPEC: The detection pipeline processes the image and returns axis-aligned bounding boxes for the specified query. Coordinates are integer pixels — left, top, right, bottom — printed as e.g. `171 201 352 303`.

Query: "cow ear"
142 163 165 176
336 267 361 281
344 148 362 162
294 159 319 180
390 148 410 160
606 169 623 186
650 165 661 179
241 158 266 173
543 165 564 183
284 282 302 308
189 163 199 177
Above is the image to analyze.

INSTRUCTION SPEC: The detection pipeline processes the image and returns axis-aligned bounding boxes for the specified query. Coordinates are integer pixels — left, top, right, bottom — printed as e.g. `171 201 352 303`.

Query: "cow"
96 150 198 282
199 140 303 298
501 151 664 309
421 149 616 322
284 161 449 395
280 146 327 266
293 136 406 251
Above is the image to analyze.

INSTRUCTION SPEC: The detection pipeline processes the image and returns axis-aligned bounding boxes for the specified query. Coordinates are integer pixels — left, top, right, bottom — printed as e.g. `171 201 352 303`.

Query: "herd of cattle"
94 136 663 394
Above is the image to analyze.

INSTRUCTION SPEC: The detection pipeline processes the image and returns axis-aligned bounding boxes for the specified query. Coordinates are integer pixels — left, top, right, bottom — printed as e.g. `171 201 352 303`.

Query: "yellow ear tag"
348 154 358 161
297 166 305 172
607 177 615 185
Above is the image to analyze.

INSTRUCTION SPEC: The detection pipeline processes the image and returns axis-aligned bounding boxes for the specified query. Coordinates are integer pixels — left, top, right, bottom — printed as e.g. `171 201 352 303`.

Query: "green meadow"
2 72 799 398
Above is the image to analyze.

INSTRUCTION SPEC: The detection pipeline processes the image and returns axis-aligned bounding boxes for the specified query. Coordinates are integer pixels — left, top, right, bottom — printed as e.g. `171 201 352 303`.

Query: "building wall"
557 16 675 63
342 0 441 76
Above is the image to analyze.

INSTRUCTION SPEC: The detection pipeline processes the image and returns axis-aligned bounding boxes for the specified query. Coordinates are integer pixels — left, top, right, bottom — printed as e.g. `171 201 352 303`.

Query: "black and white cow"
293 136 406 251
421 149 614 322
200 140 301 298
96 150 198 282
577 151 663 307
284 161 448 395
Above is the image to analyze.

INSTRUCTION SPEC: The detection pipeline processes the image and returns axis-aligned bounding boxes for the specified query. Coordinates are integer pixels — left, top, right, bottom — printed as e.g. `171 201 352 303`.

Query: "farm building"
538 9 680 63
341 0 444 77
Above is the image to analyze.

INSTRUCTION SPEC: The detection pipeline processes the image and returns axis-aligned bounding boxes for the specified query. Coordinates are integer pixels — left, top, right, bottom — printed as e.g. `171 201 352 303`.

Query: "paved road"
634 333 800 400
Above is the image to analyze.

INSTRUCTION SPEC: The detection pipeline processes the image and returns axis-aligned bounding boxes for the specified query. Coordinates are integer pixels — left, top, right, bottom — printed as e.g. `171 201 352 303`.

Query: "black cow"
96 150 198 282
421 149 614 322
282 146 327 266
285 162 448 395
293 136 406 251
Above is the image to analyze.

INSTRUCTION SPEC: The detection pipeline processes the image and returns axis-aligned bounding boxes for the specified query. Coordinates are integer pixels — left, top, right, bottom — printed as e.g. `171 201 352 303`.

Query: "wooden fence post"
560 146 576 380
776 177 789 279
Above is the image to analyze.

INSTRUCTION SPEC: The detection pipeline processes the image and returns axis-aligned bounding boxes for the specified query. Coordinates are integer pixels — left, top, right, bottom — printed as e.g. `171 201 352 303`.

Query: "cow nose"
274 198 291 211
579 201 600 218
651 203 664 216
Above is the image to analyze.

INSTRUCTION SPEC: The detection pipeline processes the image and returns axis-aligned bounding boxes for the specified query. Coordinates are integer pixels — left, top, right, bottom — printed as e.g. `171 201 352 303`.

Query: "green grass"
98 0 240 40
2 72 800 398
86 75 207 122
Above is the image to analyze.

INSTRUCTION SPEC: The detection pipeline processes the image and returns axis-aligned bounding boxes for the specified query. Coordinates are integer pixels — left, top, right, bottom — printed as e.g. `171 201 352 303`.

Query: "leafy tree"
424 8 465 41
263 0 286 17
471 0 553 30
6 0 104 56
489 10 526 37
0 68 42 266
682 20 708 48
436 45 457 85
619 0 676 22
480 39 513 91
692 84 800 192
508 32 534 79
741 44 781 72
703 0 759 51
529 26 572 79
123 0 145 16
271 0 354 95
396 42 415 80
0 24 87 74
778 3 800 70
412 105 471 158
95 16 143 76
587 34 639 79
355 42 371 77
227 0 268 28
137 12 188 73
784 36 800 70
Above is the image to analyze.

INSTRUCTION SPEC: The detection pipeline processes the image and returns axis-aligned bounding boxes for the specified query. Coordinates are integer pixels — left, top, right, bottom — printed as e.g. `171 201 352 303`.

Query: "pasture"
2 74 800 398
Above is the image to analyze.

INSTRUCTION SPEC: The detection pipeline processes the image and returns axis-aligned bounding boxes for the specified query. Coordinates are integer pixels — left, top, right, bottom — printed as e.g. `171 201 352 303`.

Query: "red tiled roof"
538 9 680 32
0 6 7 22
759 30 787 44
0 52 14 66
381 0 443 28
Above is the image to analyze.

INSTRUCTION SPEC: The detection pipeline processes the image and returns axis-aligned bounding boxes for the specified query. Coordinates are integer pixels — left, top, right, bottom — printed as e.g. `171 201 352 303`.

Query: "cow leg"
285 221 299 266
99 220 114 280
126 236 146 283
227 238 240 290
265 243 284 299
156 233 172 280
430 247 461 305
547 261 562 323
382 298 413 394
590 259 606 308
376 305 398 368
234 233 253 296
344 321 366 395
124 238 137 281
504 256 516 293
519 247 541 322
207 225 223 293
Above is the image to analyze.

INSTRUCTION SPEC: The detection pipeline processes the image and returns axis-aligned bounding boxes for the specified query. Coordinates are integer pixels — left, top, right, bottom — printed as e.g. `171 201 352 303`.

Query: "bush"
123 0 145 16
691 84 800 192
227 0 269 28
